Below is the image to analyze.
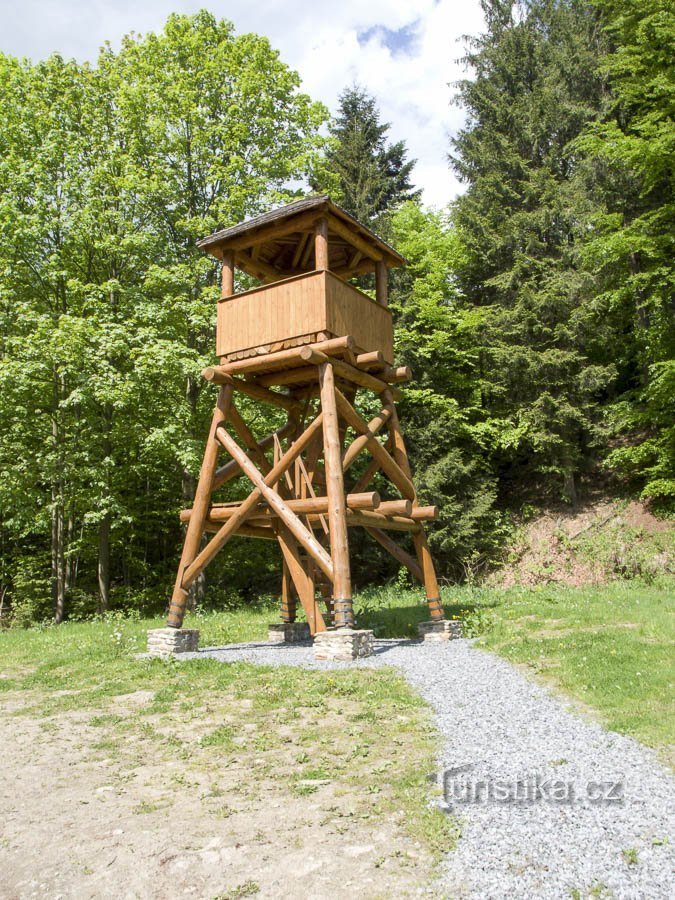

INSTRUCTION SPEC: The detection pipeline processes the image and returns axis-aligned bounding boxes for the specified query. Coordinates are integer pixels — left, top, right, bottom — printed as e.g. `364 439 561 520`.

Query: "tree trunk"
98 406 113 614
98 513 110 614
51 373 66 624
51 490 65 624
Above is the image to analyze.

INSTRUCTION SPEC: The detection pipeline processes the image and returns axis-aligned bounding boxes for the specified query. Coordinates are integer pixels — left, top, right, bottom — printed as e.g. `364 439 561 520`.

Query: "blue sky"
0 0 485 207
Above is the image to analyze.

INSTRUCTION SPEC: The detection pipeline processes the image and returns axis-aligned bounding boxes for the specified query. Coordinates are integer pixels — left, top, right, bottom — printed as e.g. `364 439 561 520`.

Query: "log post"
380 388 445 621
375 260 388 307
280 561 296 623
315 217 329 271
319 362 353 627
220 249 234 298
168 384 233 628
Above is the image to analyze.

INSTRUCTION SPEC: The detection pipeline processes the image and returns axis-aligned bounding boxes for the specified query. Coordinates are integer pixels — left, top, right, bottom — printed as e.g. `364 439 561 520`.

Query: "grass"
0 602 456 862
356 576 674 764
356 577 674 762
471 579 675 762
1 573 672 828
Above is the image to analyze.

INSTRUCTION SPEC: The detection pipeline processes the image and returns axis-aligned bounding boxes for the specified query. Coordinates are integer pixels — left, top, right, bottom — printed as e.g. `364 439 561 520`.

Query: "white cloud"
0 0 484 206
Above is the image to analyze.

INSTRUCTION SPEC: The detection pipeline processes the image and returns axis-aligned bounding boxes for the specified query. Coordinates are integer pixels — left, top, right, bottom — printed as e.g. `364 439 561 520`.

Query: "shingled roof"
197 195 407 282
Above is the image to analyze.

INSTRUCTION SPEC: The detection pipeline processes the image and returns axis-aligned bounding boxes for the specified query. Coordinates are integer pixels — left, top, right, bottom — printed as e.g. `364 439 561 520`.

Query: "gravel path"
181 638 675 899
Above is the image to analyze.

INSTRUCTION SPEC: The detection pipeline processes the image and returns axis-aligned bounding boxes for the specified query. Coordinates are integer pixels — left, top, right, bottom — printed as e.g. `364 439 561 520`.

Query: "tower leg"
280 560 297 623
167 385 233 628
381 388 445 622
412 532 444 621
319 362 354 627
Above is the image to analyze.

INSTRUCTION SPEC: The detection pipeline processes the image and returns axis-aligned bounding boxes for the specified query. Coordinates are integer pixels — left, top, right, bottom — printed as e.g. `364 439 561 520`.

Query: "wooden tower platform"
167 197 445 636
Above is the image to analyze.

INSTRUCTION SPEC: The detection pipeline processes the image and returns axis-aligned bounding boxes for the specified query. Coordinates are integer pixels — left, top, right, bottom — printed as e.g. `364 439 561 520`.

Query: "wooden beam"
276 525 326 634
356 350 385 371
201 368 301 412
235 249 297 283
345 510 420 532
214 336 355 378
326 213 383 262
305 350 400 398
201 521 277 539
375 260 388 307
319 362 352 618
256 366 318 388
292 232 311 268
280 559 296 623
216 425 334 581
168 384 233 627
212 420 296 490
342 408 392 472
413 530 443 616
221 250 234 298
332 259 377 280
315 217 329 270
365 527 423 583
334 388 415 500
377 499 413 517
411 505 438 521
380 386 444 620
182 413 325 587
382 365 412 384
181 492 380 523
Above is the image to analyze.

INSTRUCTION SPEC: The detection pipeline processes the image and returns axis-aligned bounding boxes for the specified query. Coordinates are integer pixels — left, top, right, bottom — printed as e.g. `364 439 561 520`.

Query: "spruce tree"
451 0 615 504
576 0 675 506
314 85 420 227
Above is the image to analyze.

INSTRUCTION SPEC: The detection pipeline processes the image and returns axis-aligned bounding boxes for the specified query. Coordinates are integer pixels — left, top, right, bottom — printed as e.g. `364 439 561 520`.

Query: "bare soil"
0 689 435 899
492 499 673 587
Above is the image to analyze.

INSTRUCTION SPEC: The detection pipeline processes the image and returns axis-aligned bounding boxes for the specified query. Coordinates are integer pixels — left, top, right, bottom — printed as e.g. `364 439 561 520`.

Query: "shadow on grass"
355 600 488 640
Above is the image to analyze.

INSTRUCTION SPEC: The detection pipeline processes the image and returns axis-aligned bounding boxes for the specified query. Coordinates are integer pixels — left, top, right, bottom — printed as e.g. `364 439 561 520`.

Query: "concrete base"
418 619 462 642
147 628 200 656
268 622 311 643
313 628 374 661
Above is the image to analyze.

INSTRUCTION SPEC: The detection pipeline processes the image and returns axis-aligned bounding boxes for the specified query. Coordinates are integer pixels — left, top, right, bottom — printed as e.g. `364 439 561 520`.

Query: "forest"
0 0 672 624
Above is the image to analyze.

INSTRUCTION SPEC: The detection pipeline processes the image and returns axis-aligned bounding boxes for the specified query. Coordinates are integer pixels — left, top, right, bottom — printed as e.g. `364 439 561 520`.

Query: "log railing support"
315 217 329 271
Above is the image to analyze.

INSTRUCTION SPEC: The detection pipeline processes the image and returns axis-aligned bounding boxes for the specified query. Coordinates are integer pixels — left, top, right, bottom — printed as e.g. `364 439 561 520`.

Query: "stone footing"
313 628 374 661
268 622 311 643
147 628 200 656
418 619 462 642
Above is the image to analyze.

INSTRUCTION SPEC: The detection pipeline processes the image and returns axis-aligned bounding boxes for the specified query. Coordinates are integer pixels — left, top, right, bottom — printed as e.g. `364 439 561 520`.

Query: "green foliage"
574 0 675 505
451 0 617 504
389 203 511 576
0 12 327 622
0 4 672 624
476 579 675 758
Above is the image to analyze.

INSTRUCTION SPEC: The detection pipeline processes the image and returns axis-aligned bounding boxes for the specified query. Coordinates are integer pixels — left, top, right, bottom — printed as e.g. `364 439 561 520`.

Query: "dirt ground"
492 499 673 587
0 687 437 900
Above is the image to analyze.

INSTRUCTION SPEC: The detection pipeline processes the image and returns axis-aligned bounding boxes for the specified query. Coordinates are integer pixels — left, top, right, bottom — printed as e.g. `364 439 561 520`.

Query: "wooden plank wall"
216 269 394 362
217 271 326 357
325 272 394 363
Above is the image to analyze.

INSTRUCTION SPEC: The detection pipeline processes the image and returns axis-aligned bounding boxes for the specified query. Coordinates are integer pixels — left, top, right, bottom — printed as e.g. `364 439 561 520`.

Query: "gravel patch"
181 638 675 899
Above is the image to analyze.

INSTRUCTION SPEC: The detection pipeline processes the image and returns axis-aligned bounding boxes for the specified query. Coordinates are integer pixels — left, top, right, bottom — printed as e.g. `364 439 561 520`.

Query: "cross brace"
167 339 445 633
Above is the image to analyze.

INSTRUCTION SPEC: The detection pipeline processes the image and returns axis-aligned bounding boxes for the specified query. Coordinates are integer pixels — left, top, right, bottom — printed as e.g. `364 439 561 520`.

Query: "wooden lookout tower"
152 196 453 660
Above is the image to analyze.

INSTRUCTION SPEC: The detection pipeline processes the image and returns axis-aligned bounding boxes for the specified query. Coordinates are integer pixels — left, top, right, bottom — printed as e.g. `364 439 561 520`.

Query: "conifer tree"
314 85 420 227
451 0 615 504
577 0 675 506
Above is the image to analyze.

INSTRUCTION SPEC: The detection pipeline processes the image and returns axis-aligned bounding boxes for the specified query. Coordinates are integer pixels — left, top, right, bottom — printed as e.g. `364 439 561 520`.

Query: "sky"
0 1 485 208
